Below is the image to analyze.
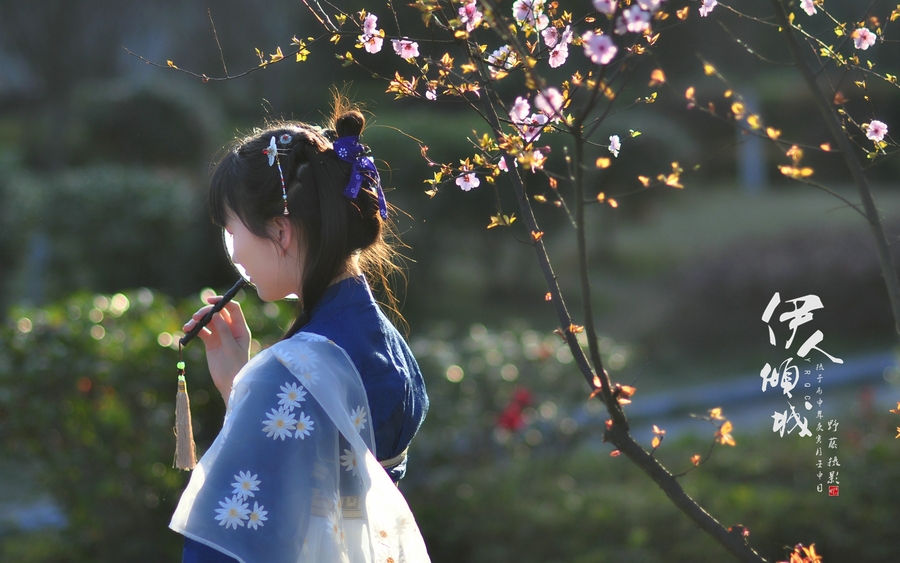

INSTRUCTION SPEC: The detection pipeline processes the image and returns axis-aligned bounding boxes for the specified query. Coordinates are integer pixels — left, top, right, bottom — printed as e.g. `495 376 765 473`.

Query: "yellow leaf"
166 60 177 69
270 46 284 62
597 192 606 202
724 89 733 98
703 62 716 76
747 115 761 129
834 25 845 37
766 127 781 140
691 454 701 466
652 436 661 448
649 68 666 86
653 425 666 435
534 194 548 203
786 144 803 163
637 176 650 187
676 6 689 19
568 324 584 334
460 63 478 74
820 143 831 151
629 129 641 138
531 231 544 241
608 198 618 208
544 292 552 301
596 157 611 169
685 86 695 100
731 102 745 119
709 407 724 420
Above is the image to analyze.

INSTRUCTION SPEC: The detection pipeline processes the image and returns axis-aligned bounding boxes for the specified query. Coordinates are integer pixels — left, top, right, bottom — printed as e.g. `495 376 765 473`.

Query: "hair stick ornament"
173 277 248 470
263 136 289 215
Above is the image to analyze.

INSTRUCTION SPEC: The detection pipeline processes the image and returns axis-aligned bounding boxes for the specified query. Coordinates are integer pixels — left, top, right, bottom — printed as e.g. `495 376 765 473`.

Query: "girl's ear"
268 216 295 255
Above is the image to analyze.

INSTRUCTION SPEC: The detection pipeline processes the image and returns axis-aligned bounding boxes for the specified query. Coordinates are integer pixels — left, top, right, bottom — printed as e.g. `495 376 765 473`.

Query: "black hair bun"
335 110 365 138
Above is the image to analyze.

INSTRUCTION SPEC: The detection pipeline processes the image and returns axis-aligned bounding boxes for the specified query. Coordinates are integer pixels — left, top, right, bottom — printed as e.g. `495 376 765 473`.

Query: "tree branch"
770 0 900 340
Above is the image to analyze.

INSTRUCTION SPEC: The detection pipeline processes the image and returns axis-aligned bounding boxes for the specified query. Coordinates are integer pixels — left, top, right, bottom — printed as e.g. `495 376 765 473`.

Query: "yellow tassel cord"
175 361 197 470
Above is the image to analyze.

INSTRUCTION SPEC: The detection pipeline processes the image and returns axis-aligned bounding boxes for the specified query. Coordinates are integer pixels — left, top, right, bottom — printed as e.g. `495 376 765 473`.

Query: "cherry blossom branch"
771 0 900 340
468 30 766 563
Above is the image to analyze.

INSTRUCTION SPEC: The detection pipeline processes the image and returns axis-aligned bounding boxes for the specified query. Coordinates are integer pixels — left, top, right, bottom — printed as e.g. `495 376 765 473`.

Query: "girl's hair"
208 100 403 338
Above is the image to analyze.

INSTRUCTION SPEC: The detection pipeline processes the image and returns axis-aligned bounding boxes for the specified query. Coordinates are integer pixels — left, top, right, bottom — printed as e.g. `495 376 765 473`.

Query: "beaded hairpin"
262 135 292 215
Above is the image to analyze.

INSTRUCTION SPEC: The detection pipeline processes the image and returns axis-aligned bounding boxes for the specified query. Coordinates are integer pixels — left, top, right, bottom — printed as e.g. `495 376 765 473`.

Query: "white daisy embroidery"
231 471 261 500
296 369 320 387
215 495 250 529
282 345 320 371
350 406 368 431
247 502 268 530
262 407 297 440
326 510 346 544
340 448 359 477
277 382 307 411
294 412 315 439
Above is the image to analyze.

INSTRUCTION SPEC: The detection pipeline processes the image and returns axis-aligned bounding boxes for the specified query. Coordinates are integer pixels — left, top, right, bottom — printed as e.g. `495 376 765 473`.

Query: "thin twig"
207 8 229 78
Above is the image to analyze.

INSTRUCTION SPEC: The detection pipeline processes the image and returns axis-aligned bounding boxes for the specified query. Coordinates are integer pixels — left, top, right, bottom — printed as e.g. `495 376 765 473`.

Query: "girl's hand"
183 296 251 404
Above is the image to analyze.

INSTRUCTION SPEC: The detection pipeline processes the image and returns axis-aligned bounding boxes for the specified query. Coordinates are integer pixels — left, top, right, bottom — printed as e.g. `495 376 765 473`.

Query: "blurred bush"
0 288 293 561
0 163 232 311
659 222 900 358
2 296 899 561
403 323 900 562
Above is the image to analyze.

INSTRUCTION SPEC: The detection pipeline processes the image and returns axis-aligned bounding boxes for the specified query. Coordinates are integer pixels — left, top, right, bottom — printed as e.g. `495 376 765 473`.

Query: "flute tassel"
175 352 197 470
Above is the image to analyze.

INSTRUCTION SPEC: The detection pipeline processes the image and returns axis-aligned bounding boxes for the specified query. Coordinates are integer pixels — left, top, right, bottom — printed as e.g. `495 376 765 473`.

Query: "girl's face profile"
224 211 301 302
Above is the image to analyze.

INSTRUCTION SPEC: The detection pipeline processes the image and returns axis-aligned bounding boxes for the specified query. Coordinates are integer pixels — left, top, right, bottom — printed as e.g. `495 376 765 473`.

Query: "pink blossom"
510 96 531 122
616 5 651 34
529 149 547 172
363 14 379 35
592 0 617 15
543 26 572 67
487 45 519 77
636 0 663 13
549 44 570 68
865 120 888 142
459 0 483 32
359 14 383 54
582 31 618 65
800 0 816 16
699 0 717 17
512 0 549 30
360 33 383 54
518 113 549 143
498 157 510 172
535 88 565 121
542 26 561 48
392 39 420 59
853 28 876 50
609 134 621 157
456 168 480 191
425 85 437 100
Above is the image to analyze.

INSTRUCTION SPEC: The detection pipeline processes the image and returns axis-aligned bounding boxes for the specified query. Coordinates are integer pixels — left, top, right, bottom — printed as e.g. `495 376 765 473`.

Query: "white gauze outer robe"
170 332 430 563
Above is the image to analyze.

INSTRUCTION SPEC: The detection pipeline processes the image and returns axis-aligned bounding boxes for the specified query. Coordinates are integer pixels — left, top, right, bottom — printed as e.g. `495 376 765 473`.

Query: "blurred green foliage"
0 288 294 561
2 295 898 561
404 324 900 562
0 162 233 310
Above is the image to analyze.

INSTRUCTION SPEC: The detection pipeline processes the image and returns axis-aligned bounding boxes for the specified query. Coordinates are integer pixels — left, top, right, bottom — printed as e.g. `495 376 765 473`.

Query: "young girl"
169 103 430 563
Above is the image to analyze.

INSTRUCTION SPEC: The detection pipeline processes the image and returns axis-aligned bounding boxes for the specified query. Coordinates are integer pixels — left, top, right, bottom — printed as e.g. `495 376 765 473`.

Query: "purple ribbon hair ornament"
333 135 388 219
